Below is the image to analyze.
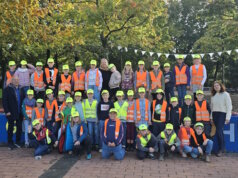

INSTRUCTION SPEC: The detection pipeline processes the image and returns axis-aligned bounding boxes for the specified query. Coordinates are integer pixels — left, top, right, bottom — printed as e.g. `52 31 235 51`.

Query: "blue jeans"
176 84 187 106
102 143 125 160
99 120 105 149
184 140 213 158
213 112 226 152
87 121 99 145
88 85 100 102
29 139 50 156
24 120 30 145
122 122 127 147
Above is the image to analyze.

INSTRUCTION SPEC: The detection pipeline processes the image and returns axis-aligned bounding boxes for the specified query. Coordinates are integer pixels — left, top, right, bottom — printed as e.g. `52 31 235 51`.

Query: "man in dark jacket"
3 76 22 150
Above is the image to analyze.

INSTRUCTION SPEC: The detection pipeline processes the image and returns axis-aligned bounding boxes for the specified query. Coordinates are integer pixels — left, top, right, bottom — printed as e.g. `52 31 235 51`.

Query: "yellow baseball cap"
21 60 27 65
9 61 16 66
75 91 82 97
32 119 40 126
138 60 145 65
125 61 131 66
27 89 34 95
75 61 82 67
184 94 192 100
66 97 73 103
109 108 118 114
90 60 97 65
62 65 69 70
193 54 201 59
184 117 191 122
166 123 173 130
71 111 79 118
116 90 124 97
176 55 184 59
127 90 134 96
46 89 53 95
101 90 109 95
152 61 160 66
47 58 54 63
164 63 170 67
139 124 148 131
36 99 44 103
108 64 115 70
58 90 65 95
196 90 204 95
36 62 43 66
87 89 94 94
194 122 204 128
170 97 178 102
138 87 145 93
156 89 164 94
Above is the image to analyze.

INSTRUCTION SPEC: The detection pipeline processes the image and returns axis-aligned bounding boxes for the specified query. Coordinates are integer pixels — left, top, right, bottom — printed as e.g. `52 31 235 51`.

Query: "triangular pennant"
149 52 154 57
183 54 187 58
218 52 223 56
124 47 128 52
235 49 238 53
157 53 162 58
209 53 214 58
117 46 122 50
200 54 205 58
141 51 146 55
134 49 138 54
226 50 232 55
174 54 179 58
165 54 170 58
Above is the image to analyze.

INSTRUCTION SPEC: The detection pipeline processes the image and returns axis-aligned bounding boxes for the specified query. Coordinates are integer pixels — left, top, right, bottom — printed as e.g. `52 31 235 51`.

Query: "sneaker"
8 144 14 150
86 154 92 160
149 153 155 160
35 156 42 160
68 151 73 155
216 151 222 157
205 154 210 162
159 154 164 161
182 152 187 158
14 143 21 148
99 149 102 153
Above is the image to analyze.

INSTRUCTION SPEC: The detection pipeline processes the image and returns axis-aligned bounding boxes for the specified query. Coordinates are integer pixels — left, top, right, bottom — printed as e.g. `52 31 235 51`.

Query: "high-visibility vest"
136 99 149 121
73 71 85 91
168 107 182 120
84 99 97 119
136 71 147 88
194 101 210 122
150 70 163 90
191 64 204 85
191 131 207 146
86 69 100 87
34 107 45 125
33 128 51 144
46 99 59 121
137 133 151 147
175 66 187 85
55 102 66 122
6 71 13 86
79 125 83 136
33 71 44 88
59 74 72 93
25 105 33 120
127 101 135 122
161 131 177 146
152 100 167 122
114 101 129 121
104 118 121 139
180 127 194 146
45 68 58 86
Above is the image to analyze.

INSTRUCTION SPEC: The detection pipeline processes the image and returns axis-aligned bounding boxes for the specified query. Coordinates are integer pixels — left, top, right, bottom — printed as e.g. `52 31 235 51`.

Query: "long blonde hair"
122 65 133 81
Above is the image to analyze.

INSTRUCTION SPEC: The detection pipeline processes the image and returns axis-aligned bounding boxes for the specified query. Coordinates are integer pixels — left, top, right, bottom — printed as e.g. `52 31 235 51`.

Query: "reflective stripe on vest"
84 99 97 119
25 105 33 120
45 68 58 86
104 119 121 139
152 100 167 122
114 101 128 121
33 71 44 88
6 71 12 86
59 74 72 92
180 127 194 146
161 131 177 145
127 101 135 122
33 128 51 144
86 69 100 87
34 107 45 125
73 71 85 91
195 101 210 122
136 99 149 121
191 64 203 85
150 70 162 90
191 131 207 146
137 133 151 147
136 71 147 88
175 66 187 85
46 100 59 120
55 102 66 122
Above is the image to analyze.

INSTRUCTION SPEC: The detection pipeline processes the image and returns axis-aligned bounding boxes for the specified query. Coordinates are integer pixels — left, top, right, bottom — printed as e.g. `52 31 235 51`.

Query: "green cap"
156 89 164 94
125 61 131 66
36 62 43 66
138 87 146 93
46 89 53 95
9 61 16 66
184 94 192 100
71 111 79 118
47 58 54 63
170 97 178 102
196 90 204 95
152 61 160 66
193 54 201 59
109 108 118 114
194 122 204 128
32 119 40 126
108 63 115 70
166 123 173 130
90 60 97 65
164 63 170 67
66 97 73 103
75 91 82 97
21 60 27 65
27 89 34 95
36 99 44 103
58 90 65 95
139 124 148 131
127 90 134 96
116 90 124 97
184 117 191 122
176 54 184 60
101 90 109 95
87 89 94 94
138 60 145 65
62 65 69 70
75 61 82 67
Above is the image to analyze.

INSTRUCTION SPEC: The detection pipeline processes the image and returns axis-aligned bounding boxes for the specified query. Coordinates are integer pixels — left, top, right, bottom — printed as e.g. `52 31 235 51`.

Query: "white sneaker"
35 156 42 160
182 152 187 158
99 149 102 153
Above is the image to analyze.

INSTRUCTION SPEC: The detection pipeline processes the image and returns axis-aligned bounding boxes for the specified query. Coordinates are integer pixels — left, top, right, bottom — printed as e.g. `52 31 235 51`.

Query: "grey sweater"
109 70 121 89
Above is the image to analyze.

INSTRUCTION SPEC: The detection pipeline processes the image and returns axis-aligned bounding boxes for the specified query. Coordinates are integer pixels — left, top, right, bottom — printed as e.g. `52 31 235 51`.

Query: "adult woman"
211 81 232 157
99 58 111 93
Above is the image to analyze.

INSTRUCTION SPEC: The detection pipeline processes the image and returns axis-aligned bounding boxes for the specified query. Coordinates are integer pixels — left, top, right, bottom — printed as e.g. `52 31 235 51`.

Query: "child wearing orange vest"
163 63 175 105
22 89 36 147
32 99 45 126
149 61 165 100
151 89 169 137
4 61 16 88
59 65 71 99
71 61 85 98
168 97 182 134
194 90 211 137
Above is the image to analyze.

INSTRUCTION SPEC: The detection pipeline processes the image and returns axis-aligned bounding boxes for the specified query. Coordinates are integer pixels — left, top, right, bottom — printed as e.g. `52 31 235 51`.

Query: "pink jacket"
14 64 35 87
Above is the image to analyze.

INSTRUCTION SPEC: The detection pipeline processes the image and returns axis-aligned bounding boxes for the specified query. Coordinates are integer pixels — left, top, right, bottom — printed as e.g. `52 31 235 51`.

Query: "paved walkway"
0 147 237 178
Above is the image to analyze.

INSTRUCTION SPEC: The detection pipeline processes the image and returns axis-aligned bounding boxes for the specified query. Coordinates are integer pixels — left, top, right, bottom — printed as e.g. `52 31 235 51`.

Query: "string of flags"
116 46 238 59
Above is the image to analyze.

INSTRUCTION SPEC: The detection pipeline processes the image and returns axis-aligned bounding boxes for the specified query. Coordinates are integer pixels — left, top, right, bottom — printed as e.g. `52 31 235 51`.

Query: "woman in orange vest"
59 65 71 99
151 89 168 137
149 61 165 100
72 61 85 98
4 61 16 88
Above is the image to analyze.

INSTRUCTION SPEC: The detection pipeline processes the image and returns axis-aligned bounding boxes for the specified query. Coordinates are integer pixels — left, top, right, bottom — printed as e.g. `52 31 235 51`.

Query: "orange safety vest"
180 127 194 146
136 99 149 121
152 100 167 122
194 101 210 122
79 125 83 136
191 64 204 85
34 107 45 125
33 71 44 88
59 74 72 93
25 105 33 120
126 101 135 122
191 131 207 146
45 68 58 86
168 107 182 120
136 71 147 88
150 70 163 90
86 69 100 87
55 102 66 122
6 71 13 86
104 118 121 139
175 66 187 85
73 71 85 91
46 100 59 121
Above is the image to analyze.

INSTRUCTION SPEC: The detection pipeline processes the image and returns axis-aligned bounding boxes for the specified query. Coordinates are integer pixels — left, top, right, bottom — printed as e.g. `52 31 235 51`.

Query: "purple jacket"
14 64 35 87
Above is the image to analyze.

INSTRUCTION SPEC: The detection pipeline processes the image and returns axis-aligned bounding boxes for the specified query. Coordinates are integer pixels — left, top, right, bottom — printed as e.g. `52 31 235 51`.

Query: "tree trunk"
54 52 58 68
213 61 219 82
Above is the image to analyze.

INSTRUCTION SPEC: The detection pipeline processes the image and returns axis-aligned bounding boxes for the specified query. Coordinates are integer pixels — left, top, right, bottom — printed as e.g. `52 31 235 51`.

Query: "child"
173 55 190 106
28 119 58 160
184 122 213 162
108 64 121 101
4 61 16 88
71 111 92 160
181 94 195 126
55 90 66 137
22 89 36 147
97 90 114 151
59 65 71 98
194 90 211 137
60 97 74 125
71 91 85 122
44 58 59 96
31 61 45 100
190 54 207 100
71 61 85 98
151 89 168 137
168 97 182 134
32 99 45 126
149 61 165 100
121 61 134 98
126 90 136 151
163 63 175 104
178 117 194 157
136 124 158 160
84 89 98 150
114 90 128 148
158 123 180 161
85 59 103 101
134 87 151 128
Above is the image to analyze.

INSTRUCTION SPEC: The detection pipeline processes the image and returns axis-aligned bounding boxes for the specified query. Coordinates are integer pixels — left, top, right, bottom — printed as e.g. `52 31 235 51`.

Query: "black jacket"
181 104 195 125
168 105 181 130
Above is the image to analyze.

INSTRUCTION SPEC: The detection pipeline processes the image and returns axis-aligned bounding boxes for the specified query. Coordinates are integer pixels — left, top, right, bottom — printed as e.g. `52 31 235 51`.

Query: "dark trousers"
152 122 165 137
29 139 50 156
110 87 120 101
73 136 92 155
159 140 178 154
126 122 135 141
7 115 22 144
137 137 157 160
34 90 45 100
201 121 211 138
152 93 157 100
165 86 174 105
213 112 226 152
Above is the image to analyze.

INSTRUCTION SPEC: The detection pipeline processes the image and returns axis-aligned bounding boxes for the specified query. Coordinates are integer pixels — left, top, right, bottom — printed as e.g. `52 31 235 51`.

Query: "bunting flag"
141 51 146 55
134 49 138 54
209 53 214 58
226 50 232 55
235 49 238 53
149 52 154 56
200 54 205 58
218 52 223 56
117 46 122 50
157 53 162 58
124 47 128 52
165 54 170 58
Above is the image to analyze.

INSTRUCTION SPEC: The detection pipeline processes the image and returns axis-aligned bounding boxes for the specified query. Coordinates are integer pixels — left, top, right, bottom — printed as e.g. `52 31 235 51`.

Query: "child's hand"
171 145 175 151
203 139 208 146
149 147 155 153
198 146 203 155
74 141 80 146
54 141 58 147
